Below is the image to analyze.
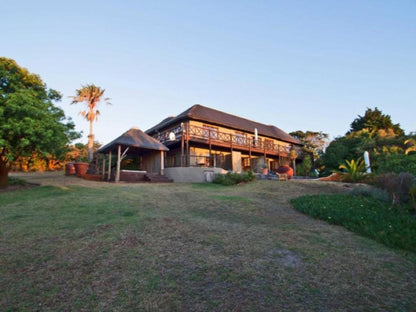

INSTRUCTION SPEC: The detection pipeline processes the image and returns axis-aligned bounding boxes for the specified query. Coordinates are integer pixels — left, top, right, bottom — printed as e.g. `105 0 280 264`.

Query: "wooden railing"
156 124 292 155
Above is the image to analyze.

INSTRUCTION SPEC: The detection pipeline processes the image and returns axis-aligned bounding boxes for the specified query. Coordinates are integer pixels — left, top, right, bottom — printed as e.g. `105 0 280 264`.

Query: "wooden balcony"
155 124 292 157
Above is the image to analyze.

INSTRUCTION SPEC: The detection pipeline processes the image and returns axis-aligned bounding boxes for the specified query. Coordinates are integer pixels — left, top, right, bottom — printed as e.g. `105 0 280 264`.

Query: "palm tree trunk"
88 119 94 162
292 159 296 176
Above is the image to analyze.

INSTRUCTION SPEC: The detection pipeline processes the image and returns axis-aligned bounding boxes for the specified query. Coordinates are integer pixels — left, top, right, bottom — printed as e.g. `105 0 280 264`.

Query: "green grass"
291 194 416 253
7 176 28 186
1 177 416 311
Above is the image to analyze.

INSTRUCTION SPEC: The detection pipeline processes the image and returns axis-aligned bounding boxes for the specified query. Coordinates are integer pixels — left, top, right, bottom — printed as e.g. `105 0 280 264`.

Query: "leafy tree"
289 130 329 157
323 131 405 174
0 57 79 188
70 84 110 162
321 136 360 173
296 154 312 176
290 130 329 173
65 141 102 162
322 107 406 175
349 107 404 136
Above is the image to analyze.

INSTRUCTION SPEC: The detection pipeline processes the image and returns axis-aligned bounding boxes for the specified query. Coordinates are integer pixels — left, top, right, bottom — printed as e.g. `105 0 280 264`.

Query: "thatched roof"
146 104 300 145
98 128 169 154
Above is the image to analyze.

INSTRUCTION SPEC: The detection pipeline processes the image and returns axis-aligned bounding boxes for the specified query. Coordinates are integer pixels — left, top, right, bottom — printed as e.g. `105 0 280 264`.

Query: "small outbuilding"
97 127 169 182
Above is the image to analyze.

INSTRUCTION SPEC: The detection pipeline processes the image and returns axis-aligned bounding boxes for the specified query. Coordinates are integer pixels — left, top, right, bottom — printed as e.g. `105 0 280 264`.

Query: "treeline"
8 142 101 172
290 107 415 177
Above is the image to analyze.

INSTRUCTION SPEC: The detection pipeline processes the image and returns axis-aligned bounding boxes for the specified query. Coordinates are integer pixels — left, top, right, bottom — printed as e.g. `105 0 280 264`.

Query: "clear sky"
3 0 415 144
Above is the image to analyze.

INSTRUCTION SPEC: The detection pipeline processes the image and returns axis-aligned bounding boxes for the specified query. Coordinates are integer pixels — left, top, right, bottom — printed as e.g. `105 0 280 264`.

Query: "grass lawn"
1 173 416 311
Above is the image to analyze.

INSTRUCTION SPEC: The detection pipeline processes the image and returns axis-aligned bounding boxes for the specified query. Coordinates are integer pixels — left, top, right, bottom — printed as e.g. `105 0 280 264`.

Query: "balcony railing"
156 124 292 155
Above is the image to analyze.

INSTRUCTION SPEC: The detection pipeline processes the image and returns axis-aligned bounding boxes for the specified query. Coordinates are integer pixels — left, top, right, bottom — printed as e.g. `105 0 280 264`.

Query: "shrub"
376 153 416 176
213 171 256 186
374 172 416 210
338 157 367 182
348 185 389 203
297 155 312 176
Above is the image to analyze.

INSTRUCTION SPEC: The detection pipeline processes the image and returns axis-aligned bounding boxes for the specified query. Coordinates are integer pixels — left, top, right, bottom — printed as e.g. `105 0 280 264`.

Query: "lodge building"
97 104 301 182
146 104 301 172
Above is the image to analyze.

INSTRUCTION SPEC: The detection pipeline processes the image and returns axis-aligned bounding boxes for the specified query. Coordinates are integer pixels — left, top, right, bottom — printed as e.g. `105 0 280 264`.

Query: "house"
96 105 300 183
145 104 301 181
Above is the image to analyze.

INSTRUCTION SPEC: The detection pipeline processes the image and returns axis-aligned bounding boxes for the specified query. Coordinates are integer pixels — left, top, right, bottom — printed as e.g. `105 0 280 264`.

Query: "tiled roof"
98 128 169 154
146 104 300 145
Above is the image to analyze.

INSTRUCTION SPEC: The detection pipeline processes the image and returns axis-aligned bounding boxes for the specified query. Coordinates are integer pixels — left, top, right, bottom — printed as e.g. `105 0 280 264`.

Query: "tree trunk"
0 159 8 189
88 119 94 162
292 159 296 176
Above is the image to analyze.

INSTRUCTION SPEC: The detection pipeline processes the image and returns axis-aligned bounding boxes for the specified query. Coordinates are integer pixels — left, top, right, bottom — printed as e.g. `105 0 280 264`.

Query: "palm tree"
70 84 110 161
290 148 298 176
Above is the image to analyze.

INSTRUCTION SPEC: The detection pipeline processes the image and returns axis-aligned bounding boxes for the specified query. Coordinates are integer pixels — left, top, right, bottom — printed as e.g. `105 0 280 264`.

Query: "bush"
348 185 390 203
376 153 416 176
374 172 416 210
338 157 367 183
291 194 416 252
213 171 256 186
297 155 312 176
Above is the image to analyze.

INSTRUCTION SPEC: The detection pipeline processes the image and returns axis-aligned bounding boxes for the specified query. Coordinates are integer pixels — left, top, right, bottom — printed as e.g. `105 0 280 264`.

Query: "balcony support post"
186 122 190 167
209 130 212 167
249 137 252 171
181 125 185 167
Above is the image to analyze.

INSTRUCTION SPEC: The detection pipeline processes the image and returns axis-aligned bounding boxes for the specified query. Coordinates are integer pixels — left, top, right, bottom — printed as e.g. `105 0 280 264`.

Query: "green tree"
289 130 329 157
70 84 110 162
349 107 404 136
289 130 329 173
322 107 406 175
297 154 312 176
0 57 79 188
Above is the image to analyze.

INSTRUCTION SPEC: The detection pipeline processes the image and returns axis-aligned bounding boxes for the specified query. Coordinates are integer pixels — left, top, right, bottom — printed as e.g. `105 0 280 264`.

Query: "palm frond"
70 84 110 122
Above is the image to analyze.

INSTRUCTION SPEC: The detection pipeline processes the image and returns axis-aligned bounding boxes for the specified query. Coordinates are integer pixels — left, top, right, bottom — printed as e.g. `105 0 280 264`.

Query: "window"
242 157 250 168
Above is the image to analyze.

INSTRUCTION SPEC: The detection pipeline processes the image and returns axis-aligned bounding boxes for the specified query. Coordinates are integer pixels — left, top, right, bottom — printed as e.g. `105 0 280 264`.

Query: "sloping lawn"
1 174 416 311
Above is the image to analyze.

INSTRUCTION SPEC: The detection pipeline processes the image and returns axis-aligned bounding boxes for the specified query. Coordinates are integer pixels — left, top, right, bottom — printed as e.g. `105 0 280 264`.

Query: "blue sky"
3 0 415 144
